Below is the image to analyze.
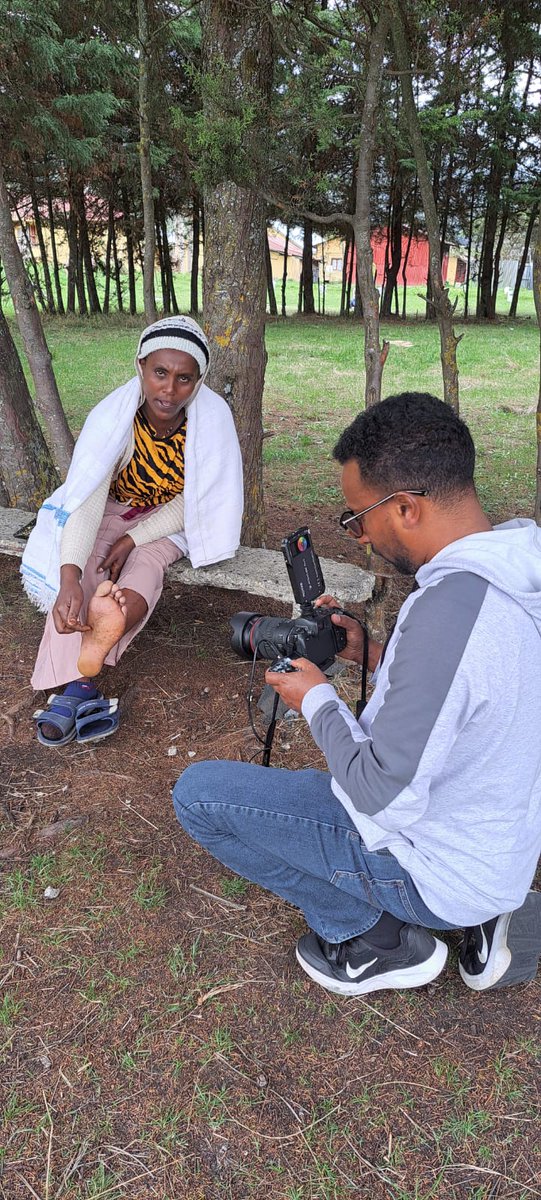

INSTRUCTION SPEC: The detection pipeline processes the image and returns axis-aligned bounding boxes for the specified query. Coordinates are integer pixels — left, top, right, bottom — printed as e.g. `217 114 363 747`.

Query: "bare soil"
1 505 540 1200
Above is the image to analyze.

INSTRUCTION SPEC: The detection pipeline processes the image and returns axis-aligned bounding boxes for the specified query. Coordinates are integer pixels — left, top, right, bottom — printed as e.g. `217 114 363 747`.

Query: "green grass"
7 302 540 522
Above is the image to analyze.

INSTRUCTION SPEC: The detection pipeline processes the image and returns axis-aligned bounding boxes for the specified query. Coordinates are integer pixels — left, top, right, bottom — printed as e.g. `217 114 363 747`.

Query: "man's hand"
98 534 135 583
315 593 366 665
265 657 328 713
315 594 382 671
52 565 90 634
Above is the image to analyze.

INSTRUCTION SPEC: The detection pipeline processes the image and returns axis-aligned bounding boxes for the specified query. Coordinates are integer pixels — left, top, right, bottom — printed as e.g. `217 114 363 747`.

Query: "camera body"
230 527 347 671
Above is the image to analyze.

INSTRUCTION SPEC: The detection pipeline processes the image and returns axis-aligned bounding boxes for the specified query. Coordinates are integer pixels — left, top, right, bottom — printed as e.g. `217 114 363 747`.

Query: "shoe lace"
321 938 348 968
460 926 480 964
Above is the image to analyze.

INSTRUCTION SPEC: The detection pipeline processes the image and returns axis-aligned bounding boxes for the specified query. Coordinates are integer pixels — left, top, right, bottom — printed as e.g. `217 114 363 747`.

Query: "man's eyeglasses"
339 490 428 538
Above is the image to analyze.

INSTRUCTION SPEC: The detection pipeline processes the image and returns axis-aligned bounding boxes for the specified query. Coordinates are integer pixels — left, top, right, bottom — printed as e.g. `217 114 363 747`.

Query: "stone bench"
0 506 375 609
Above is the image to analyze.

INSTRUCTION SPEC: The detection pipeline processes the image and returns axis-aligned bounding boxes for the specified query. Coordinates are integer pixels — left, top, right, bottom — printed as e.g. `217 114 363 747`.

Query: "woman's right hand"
315 593 366 665
52 566 91 634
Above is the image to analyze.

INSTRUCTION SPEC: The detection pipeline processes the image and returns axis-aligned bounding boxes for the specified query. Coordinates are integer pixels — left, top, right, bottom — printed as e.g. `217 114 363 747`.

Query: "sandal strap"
75 698 119 743
75 697 118 721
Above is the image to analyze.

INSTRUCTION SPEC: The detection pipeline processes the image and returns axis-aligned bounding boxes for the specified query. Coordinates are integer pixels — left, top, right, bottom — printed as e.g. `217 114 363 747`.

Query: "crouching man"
173 392 541 997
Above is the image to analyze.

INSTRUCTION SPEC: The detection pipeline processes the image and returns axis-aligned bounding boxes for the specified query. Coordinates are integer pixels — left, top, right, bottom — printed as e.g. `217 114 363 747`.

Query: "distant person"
23 316 243 746
173 393 541 996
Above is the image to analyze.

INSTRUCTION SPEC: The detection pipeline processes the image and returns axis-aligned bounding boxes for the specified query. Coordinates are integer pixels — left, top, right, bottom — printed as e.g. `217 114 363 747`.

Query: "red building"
344 230 464 288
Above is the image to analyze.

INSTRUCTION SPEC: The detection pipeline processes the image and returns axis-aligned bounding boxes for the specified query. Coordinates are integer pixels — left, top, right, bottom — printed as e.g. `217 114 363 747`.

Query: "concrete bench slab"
0 507 374 607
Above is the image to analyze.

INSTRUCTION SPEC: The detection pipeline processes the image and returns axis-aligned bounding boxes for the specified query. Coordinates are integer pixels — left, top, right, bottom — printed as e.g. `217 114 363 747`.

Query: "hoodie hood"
417 518 541 629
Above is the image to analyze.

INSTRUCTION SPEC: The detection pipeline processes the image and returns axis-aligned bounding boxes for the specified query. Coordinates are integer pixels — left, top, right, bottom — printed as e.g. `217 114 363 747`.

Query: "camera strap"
340 608 369 720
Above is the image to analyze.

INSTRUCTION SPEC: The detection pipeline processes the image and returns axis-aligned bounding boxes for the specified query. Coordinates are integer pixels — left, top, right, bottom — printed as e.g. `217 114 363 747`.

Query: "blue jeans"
172 761 456 943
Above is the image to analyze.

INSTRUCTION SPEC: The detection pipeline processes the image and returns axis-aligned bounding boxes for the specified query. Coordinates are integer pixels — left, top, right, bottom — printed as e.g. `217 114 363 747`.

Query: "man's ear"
397 493 424 528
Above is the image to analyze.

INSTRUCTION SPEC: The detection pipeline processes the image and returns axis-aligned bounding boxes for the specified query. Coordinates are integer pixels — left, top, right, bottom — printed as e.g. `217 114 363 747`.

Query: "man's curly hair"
333 392 475 500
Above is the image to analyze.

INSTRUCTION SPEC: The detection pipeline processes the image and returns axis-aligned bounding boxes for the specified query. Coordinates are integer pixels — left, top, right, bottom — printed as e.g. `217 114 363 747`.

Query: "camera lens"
229 612 262 658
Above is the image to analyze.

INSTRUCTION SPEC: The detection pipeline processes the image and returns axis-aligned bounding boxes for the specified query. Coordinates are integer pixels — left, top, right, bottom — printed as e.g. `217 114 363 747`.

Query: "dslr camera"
230 527 347 671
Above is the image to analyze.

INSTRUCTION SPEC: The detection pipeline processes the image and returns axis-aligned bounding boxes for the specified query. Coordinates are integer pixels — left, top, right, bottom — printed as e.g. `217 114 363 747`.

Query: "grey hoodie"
302 519 541 925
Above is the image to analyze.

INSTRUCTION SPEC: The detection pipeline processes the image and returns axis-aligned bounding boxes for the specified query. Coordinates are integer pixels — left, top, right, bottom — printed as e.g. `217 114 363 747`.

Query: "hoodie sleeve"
302 571 489 828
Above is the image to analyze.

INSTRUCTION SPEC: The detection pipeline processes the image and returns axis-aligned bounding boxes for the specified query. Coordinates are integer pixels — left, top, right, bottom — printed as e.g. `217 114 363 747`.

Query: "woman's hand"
315 593 366 665
98 534 135 583
52 565 90 634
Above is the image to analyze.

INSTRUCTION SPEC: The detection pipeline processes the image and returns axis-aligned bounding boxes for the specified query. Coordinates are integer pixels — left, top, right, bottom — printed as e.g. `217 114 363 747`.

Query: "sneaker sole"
295 937 448 996
459 891 541 991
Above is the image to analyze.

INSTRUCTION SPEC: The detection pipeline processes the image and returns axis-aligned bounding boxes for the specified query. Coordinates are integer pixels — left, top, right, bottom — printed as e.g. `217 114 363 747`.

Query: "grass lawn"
10 307 540 524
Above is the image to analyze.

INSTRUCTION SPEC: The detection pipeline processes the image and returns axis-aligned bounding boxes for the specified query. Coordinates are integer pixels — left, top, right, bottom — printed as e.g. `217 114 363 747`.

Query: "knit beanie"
135 315 210 380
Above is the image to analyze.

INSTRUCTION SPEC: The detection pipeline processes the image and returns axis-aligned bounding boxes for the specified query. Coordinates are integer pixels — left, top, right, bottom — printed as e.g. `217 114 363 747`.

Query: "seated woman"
22 315 243 746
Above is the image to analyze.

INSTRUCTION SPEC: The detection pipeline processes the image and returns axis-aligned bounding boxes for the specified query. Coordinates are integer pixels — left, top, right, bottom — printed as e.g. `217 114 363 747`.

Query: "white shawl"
21 376 244 612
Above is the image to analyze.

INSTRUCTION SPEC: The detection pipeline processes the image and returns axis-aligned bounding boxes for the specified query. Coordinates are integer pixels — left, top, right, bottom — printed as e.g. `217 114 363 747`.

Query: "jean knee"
172 759 225 823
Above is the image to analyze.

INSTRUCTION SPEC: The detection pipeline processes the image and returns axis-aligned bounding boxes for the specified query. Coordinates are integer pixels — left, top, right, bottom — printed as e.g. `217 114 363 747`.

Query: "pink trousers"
31 499 182 691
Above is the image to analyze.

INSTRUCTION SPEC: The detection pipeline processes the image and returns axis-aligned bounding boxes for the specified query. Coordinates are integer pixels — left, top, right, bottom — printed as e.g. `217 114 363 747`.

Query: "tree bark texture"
390 0 461 411
0 308 59 508
137 0 157 324
201 0 273 547
203 181 268 546
301 217 315 314
0 162 74 474
354 7 391 406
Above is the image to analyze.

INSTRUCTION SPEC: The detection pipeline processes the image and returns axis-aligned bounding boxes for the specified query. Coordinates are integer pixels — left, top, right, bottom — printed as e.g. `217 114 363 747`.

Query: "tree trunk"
137 0 157 323
301 218 315 313
190 195 200 314
477 68 513 318
533 212 541 524
46 182 65 315
281 223 289 316
12 199 47 311
381 167 404 317
65 199 77 313
390 0 461 411
265 229 278 315
464 166 477 320
27 161 55 313
156 210 170 313
112 220 124 312
0 308 59 507
121 184 137 314
77 184 102 314
510 201 539 318
103 187 114 315
201 0 273 547
0 162 74 474
161 205 178 314
340 229 350 316
353 6 391 405
204 181 268 546
401 176 417 318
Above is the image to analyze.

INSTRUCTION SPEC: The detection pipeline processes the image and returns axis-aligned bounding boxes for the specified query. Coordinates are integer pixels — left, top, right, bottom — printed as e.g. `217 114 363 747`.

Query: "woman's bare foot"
77 581 127 677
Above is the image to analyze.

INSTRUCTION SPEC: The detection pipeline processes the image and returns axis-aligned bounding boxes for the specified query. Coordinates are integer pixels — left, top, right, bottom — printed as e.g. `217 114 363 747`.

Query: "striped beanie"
136 315 210 379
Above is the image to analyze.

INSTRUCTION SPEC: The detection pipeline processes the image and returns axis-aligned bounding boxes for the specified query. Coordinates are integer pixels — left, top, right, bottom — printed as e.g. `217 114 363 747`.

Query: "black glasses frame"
339 490 428 537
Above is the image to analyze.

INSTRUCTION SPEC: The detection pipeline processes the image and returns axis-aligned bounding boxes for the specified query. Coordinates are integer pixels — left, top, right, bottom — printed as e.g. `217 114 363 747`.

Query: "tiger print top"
110 407 187 507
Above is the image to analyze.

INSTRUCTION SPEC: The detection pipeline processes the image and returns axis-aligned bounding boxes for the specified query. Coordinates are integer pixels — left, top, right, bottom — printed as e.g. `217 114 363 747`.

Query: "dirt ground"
1 505 540 1200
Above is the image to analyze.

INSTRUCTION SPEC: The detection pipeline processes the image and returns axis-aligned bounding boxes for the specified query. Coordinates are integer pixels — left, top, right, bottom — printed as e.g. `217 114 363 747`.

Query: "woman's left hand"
98 534 135 583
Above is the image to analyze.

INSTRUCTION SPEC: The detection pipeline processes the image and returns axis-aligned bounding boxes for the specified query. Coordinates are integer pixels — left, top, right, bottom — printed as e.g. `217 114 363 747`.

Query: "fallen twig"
189 883 246 911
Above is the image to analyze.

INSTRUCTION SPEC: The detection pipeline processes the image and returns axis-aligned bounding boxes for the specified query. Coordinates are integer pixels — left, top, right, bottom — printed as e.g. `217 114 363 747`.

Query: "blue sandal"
75 697 119 744
34 690 104 747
